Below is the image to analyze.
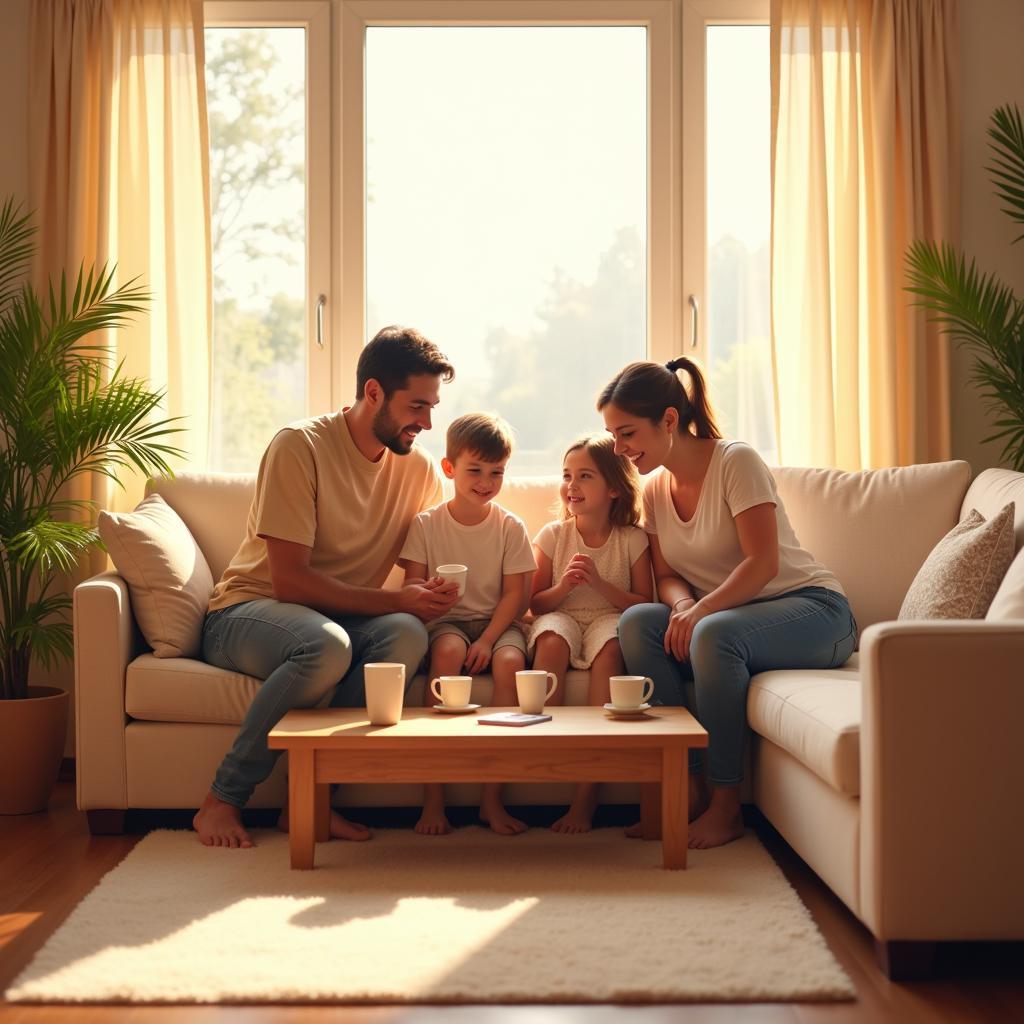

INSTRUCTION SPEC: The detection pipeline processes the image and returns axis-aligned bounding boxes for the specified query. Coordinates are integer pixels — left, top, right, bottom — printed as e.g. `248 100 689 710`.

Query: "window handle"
316 294 326 349
688 294 699 348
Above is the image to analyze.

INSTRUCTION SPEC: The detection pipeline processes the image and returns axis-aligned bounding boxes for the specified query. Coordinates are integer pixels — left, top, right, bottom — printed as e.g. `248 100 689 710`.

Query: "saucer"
432 703 481 714
603 702 652 716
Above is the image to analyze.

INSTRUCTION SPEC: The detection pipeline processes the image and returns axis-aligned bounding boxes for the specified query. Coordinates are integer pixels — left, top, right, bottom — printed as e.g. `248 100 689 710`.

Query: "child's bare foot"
687 803 744 849
277 807 371 842
415 806 452 836
551 808 594 834
193 792 254 848
480 804 528 836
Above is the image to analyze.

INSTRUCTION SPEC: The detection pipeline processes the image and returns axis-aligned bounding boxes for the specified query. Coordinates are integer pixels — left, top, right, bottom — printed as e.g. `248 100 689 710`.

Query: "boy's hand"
464 637 494 674
398 578 459 622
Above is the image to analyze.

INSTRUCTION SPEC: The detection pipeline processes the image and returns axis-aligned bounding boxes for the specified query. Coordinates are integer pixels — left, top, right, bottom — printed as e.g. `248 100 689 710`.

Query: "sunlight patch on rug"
6 828 854 1004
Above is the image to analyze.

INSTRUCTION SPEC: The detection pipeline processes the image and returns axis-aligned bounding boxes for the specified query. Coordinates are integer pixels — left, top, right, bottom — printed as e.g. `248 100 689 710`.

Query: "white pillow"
98 493 215 657
987 544 1024 620
898 502 1015 620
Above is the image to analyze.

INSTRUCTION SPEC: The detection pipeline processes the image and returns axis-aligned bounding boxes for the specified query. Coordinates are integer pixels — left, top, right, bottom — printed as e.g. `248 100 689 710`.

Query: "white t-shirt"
399 502 537 621
643 440 844 601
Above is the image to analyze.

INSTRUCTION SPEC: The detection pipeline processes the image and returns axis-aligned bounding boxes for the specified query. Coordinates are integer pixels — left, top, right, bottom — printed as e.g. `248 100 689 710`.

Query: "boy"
399 413 537 836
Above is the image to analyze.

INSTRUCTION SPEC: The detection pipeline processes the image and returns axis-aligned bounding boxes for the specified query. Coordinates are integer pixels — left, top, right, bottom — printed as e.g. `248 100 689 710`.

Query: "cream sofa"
74 462 1024 975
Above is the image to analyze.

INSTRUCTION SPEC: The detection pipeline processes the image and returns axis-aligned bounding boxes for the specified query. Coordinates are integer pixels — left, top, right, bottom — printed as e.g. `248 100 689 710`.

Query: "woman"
599 358 857 849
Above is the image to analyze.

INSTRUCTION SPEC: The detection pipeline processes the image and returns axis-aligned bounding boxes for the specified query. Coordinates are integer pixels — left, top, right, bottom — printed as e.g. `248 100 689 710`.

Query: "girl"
528 434 653 833
599 358 857 850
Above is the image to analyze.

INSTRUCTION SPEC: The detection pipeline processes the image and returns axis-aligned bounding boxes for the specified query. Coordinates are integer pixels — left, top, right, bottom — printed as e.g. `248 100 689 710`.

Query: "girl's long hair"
558 434 642 528
597 357 722 439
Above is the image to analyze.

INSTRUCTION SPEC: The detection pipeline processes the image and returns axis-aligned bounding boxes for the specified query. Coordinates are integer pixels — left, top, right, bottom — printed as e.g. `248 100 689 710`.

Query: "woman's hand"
663 598 711 662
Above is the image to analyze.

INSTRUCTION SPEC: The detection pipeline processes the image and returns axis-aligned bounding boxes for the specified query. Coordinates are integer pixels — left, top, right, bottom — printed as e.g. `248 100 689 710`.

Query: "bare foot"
687 804 745 849
277 807 372 842
193 792 253 848
551 808 594 834
480 804 528 836
415 805 452 836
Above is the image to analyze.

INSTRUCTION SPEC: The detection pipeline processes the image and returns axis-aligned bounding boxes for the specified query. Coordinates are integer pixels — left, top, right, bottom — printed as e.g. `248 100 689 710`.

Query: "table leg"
661 746 687 869
315 783 330 843
640 783 661 840
288 749 316 870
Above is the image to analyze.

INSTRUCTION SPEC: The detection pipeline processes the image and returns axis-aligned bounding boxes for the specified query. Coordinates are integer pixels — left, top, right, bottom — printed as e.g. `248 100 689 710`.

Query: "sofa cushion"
747 655 861 797
126 654 594 726
98 494 214 658
770 461 971 629
963 467 1024 621
898 503 1015 620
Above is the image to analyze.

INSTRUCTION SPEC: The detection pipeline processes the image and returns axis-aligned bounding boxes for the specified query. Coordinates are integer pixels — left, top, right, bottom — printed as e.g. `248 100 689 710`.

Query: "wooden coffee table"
268 705 707 870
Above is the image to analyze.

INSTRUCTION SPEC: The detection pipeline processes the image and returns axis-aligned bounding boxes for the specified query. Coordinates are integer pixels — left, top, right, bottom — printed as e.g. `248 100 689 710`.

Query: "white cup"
436 563 468 598
515 670 558 715
430 675 473 708
609 675 655 709
364 663 405 725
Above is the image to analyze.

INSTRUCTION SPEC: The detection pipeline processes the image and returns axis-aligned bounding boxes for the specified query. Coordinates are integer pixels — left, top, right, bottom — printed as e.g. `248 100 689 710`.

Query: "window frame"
203 0 333 417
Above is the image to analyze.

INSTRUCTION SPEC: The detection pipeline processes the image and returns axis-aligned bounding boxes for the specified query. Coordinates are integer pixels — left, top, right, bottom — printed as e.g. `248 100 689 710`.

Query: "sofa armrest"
859 620 1024 941
73 572 143 810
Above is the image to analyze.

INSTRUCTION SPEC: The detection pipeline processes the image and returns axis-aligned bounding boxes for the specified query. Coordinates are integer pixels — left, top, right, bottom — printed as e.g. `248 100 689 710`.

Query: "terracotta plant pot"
0 685 70 814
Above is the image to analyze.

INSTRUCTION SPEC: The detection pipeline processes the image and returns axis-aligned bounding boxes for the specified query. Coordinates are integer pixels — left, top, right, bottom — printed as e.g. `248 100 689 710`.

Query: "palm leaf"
987 104 1024 243
0 198 34 313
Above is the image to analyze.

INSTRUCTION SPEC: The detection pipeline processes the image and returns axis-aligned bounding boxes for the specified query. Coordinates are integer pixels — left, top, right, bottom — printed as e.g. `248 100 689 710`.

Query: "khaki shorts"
427 618 528 657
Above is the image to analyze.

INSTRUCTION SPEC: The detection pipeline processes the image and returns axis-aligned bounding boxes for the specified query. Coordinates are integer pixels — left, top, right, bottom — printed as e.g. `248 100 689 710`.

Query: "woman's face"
602 403 674 475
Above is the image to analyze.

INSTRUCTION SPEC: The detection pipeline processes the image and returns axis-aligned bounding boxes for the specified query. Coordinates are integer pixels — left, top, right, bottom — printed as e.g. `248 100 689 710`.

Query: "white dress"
527 519 648 669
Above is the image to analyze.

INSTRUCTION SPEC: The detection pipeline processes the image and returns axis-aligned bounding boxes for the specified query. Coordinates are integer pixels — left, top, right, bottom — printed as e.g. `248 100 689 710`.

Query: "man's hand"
663 599 710 662
464 637 494 674
398 577 459 622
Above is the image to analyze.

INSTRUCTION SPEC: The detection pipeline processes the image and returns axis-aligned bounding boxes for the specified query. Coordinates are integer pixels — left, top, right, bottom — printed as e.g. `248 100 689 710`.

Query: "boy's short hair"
355 325 454 400
446 413 515 464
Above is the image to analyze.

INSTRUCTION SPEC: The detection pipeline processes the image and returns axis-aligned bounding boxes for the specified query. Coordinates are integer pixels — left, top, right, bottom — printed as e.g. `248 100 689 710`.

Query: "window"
204 1 771 472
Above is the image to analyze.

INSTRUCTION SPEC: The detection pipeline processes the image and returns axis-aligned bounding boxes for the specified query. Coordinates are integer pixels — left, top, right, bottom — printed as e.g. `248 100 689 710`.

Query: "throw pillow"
898 502 1016 620
98 493 215 657
987 543 1024 620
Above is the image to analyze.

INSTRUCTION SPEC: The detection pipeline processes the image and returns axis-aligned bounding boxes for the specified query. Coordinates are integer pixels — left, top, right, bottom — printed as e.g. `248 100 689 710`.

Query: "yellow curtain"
770 0 959 469
28 0 212 536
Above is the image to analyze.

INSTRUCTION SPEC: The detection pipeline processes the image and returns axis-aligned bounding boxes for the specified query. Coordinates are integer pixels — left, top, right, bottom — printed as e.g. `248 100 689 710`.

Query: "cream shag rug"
7 827 853 1004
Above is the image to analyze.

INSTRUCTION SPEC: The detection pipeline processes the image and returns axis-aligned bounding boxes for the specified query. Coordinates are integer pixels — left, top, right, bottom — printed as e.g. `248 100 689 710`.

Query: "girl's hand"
565 553 600 587
464 638 494 675
664 599 710 662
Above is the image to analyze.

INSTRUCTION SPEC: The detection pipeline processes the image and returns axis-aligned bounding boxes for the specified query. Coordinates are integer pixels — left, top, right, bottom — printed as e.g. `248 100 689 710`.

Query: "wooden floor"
2 781 1022 1023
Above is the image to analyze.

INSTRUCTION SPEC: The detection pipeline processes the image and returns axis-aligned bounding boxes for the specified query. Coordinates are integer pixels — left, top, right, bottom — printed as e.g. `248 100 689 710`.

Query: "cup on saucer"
609 675 654 710
430 674 473 709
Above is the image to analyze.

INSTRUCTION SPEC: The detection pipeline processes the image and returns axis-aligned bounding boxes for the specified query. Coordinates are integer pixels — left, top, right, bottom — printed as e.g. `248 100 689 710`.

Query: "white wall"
0 0 29 206
955 0 1024 473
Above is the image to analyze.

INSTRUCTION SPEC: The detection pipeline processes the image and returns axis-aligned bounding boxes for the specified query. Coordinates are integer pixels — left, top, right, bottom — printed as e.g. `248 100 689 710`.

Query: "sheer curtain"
770 0 959 469
29 0 212 535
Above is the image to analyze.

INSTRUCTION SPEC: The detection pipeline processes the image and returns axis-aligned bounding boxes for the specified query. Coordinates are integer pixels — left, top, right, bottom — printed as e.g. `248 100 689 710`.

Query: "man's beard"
372 404 417 455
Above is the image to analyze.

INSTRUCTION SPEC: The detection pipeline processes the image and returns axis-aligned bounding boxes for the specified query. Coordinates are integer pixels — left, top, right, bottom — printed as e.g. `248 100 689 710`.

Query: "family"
192 326 857 852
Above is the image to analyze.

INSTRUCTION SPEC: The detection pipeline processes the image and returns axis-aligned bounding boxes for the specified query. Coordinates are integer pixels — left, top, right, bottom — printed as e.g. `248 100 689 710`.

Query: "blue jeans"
617 587 857 787
201 599 428 807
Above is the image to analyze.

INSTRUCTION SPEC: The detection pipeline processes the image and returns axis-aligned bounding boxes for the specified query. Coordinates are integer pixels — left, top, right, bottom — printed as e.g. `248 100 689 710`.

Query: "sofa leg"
86 809 126 835
874 939 936 980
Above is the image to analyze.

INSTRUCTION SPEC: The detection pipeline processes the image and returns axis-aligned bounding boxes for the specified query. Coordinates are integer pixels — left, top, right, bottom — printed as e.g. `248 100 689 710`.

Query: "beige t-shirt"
643 440 843 601
399 502 537 622
208 411 444 611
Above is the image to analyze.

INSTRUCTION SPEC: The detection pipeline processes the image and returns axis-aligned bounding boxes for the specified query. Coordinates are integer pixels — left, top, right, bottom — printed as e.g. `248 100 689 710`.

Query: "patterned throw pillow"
898 502 1016 620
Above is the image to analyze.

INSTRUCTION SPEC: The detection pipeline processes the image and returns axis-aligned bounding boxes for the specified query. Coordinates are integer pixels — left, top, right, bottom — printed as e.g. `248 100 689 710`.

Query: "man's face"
371 373 442 455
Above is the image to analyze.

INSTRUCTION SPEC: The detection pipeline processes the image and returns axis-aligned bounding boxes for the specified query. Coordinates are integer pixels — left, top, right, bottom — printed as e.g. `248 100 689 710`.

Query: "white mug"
609 675 655 709
364 663 405 725
430 675 473 708
435 563 468 598
515 670 558 715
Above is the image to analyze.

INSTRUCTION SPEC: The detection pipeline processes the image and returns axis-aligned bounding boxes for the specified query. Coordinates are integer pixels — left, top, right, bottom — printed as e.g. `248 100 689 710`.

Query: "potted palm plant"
0 197 184 813
907 103 1024 470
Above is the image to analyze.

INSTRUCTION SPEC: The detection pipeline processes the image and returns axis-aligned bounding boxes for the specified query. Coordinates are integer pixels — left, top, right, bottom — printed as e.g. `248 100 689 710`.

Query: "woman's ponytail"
665 356 721 439
599 357 722 440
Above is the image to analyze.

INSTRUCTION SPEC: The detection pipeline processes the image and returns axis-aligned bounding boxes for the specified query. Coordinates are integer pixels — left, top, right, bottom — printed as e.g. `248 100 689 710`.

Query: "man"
193 326 459 848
